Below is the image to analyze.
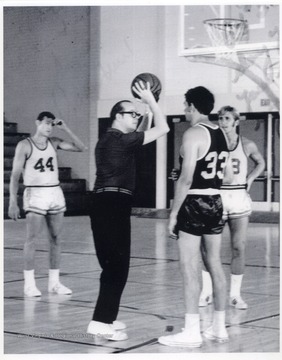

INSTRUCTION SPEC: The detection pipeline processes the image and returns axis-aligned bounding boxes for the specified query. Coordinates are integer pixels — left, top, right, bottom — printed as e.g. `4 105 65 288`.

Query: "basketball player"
87 81 169 341
8 112 87 297
199 106 265 310
158 86 231 348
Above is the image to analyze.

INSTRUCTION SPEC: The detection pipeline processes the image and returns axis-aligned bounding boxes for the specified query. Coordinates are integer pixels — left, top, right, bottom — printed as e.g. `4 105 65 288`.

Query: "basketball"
131 73 162 102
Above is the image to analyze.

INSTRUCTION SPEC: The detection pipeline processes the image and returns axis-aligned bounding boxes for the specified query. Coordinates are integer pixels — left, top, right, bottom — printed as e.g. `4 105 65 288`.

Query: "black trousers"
89 191 132 324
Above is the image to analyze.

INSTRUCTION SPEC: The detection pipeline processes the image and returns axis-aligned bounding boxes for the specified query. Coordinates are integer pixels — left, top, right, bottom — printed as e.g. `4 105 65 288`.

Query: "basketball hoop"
203 18 247 58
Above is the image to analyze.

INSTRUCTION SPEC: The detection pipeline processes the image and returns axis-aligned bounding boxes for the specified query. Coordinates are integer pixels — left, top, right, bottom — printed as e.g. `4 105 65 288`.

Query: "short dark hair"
109 100 131 124
185 86 214 115
37 111 55 121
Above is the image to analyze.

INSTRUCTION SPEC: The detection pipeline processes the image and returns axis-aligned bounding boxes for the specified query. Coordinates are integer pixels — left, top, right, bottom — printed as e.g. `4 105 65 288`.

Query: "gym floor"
3 214 280 355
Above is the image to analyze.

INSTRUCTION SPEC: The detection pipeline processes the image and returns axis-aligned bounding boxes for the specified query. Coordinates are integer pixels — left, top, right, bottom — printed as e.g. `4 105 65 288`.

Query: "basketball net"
204 18 247 60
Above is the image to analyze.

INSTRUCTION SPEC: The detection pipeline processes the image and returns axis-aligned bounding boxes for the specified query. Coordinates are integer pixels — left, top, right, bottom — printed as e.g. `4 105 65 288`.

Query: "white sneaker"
203 326 229 343
87 321 128 341
199 294 213 307
158 329 202 348
24 286 42 297
229 296 248 310
48 282 72 295
112 320 127 330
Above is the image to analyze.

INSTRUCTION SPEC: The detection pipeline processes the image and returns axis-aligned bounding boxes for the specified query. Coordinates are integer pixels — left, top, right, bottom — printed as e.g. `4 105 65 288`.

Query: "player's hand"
8 203 20 221
53 118 67 130
168 215 178 240
168 168 180 181
132 81 155 105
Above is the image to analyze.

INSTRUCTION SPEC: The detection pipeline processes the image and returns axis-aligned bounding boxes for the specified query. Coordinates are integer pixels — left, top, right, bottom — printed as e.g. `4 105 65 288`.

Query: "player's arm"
243 137 265 191
132 81 169 144
52 119 88 152
136 106 153 132
8 140 29 220
168 129 198 237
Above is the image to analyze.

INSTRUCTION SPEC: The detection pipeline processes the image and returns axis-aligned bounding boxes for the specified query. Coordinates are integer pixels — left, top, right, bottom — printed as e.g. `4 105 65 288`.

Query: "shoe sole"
230 303 248 310
87 331 128 342
158 339 202 348
199 301 212 307
204 332 229 343
48 290 72 295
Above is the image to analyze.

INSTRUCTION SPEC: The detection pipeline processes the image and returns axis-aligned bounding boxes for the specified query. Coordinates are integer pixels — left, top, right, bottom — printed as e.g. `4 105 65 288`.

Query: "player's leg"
229 216 249 309
158 231 203 347
46 212 72 295
24 212 46 297
202 233 228 342
199 240 213 307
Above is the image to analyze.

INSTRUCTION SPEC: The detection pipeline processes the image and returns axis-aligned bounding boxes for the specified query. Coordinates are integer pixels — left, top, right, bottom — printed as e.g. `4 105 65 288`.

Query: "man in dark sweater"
87 81 169 341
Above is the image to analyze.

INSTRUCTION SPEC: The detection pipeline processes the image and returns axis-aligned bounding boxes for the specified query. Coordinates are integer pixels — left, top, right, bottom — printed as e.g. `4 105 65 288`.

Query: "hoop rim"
203 18 247 25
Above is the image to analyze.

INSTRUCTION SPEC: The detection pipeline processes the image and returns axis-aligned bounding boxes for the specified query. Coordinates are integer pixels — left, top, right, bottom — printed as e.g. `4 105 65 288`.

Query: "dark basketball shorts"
175 194 225 236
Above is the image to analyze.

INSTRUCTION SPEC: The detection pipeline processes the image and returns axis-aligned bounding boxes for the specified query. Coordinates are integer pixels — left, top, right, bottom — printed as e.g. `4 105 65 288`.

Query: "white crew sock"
24 269 36 288
212 310 226 333
49 269 60 286
184 313 201 334
230 274 243 298
201 270 213 296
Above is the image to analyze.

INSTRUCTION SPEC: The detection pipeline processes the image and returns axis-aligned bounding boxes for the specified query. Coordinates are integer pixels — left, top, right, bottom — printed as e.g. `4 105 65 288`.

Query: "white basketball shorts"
221 188 252 220
23 186 66 215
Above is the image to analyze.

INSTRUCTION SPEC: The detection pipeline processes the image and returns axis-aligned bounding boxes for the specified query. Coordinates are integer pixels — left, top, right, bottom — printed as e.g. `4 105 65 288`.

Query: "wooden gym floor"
3 214 280 355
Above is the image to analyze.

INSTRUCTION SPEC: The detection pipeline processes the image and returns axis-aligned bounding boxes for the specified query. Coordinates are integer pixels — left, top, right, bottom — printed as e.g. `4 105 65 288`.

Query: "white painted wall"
4 5 279 195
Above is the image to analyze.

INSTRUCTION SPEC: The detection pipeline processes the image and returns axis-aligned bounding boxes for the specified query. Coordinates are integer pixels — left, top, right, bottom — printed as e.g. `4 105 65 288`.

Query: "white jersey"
221 136 251 218
23 137 60 187
221 136 248 190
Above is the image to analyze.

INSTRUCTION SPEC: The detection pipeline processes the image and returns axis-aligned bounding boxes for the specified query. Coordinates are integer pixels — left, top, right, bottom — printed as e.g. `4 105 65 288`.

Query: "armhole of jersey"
197 124 211 160
240 136 249 160
220 127 230 151
49 138 58 151
25 138 33 161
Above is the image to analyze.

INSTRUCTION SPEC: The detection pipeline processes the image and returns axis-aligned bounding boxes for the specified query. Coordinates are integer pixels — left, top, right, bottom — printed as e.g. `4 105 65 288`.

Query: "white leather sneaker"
203 326 229 343
229 296 248 310
112 320 127 330
87 321 128 341
48 282 72 295
198 294 213 307
158 329 202 348
24 286 42 297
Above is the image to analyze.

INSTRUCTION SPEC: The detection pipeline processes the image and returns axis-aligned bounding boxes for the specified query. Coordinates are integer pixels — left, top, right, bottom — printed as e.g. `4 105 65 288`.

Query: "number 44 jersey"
190 123 229 190
23 137 59 187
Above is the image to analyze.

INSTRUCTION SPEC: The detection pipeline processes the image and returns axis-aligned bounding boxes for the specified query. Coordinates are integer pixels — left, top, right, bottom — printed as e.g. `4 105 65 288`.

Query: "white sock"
49 269 60 286
24 269 36 288
230 274 243 298
184 313 201 334
212 310 226 332
201 270 213 296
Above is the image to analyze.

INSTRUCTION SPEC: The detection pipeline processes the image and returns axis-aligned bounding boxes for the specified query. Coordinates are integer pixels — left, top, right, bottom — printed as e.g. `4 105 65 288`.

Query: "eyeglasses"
119 111 141 118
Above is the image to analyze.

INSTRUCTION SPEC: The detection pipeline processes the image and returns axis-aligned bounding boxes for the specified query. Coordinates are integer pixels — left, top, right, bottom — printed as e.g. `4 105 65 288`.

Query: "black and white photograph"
2 1 280 357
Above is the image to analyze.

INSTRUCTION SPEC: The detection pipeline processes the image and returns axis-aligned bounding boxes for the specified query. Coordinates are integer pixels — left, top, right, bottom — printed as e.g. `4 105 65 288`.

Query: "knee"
49 233 61 246
232 242 245 258
102 262 129 285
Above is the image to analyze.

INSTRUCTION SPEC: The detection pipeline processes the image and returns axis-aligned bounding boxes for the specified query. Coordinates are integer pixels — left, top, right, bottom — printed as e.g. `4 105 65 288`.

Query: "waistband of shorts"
93 187 133 195
24 183 60 188
221 184 247 190
187 188 221 195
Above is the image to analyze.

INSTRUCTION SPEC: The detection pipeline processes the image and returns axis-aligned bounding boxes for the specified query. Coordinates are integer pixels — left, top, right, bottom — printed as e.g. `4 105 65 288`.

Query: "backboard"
179 5 279 56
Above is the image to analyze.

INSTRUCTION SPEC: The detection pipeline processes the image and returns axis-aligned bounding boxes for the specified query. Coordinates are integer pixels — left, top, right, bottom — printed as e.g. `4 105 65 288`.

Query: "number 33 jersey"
23 137 59 187
191 123 229 190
